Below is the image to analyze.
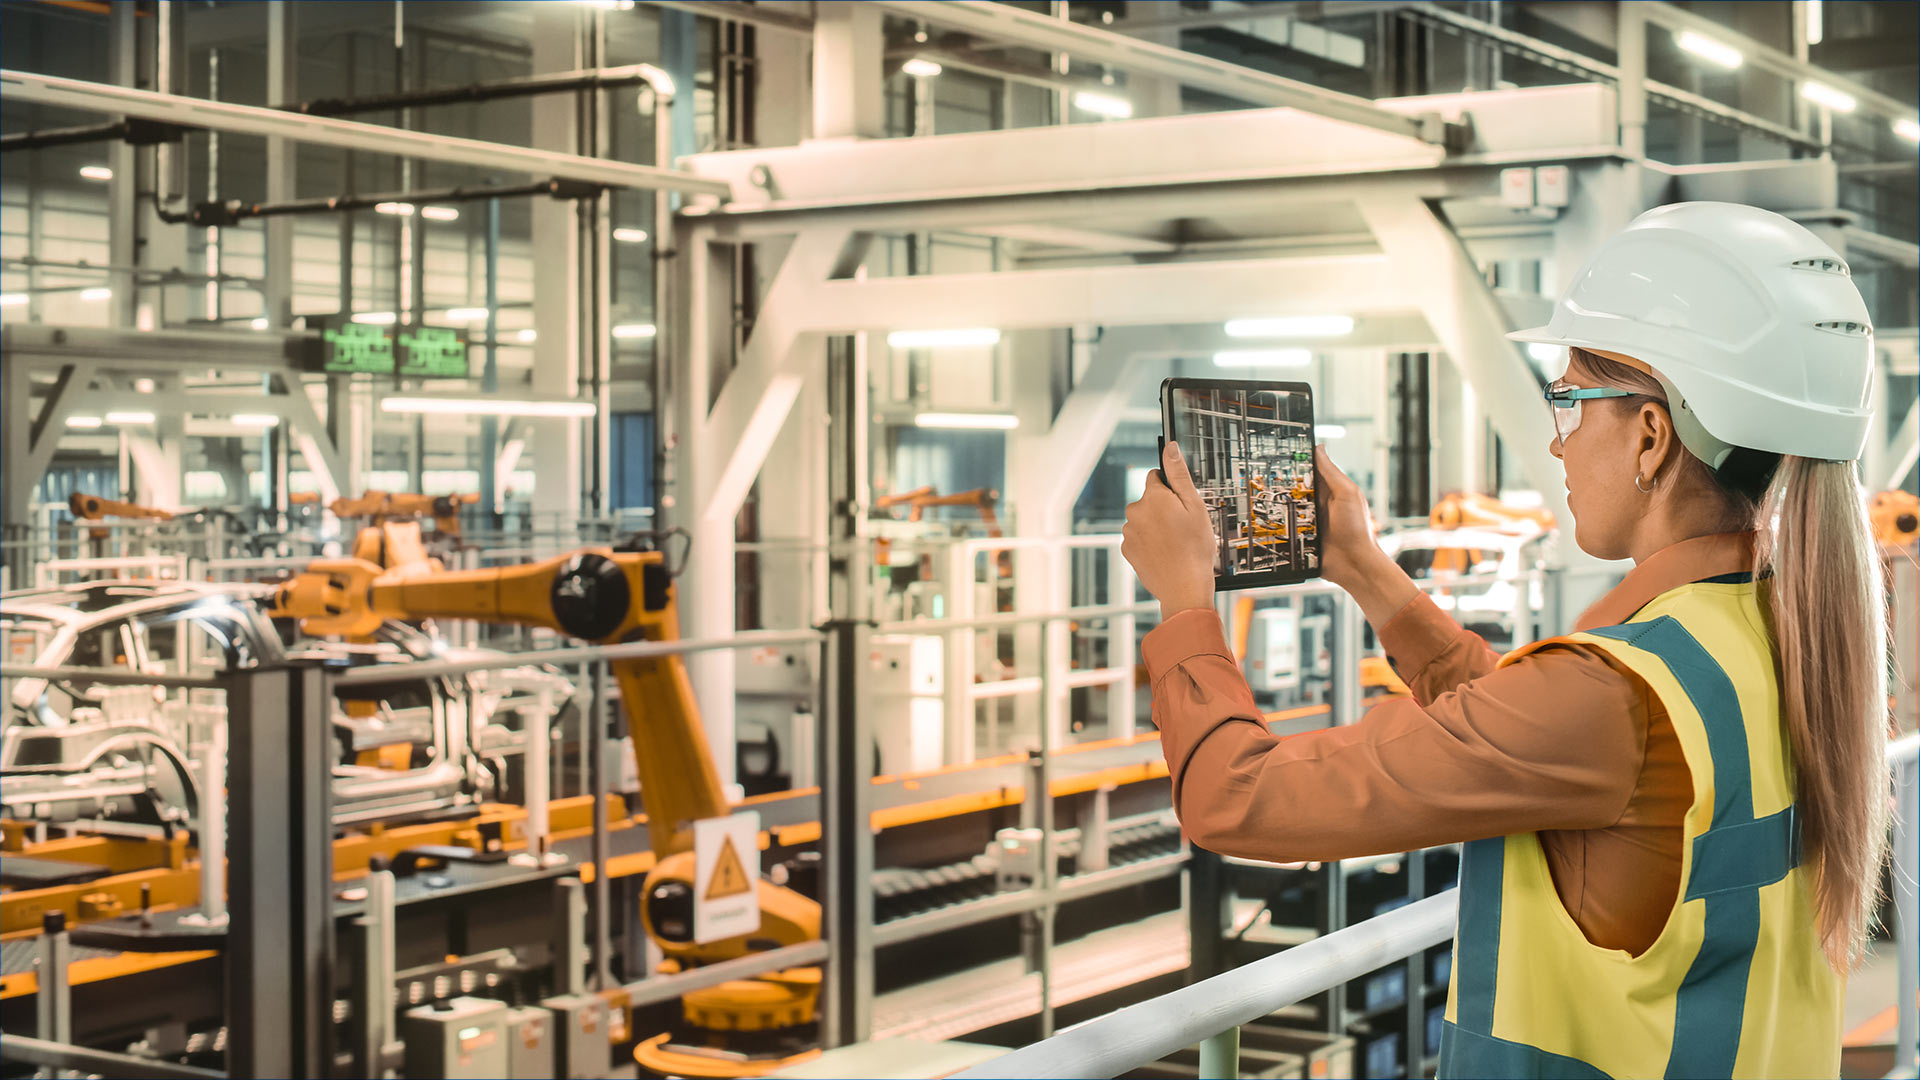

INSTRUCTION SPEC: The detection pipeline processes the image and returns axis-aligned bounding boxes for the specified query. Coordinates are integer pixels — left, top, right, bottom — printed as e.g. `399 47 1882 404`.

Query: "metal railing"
953 892 1459 1079
951 730 1920 1080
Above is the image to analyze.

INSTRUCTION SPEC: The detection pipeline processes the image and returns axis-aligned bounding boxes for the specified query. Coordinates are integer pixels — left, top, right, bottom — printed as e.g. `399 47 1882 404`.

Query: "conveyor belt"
1 936 121 976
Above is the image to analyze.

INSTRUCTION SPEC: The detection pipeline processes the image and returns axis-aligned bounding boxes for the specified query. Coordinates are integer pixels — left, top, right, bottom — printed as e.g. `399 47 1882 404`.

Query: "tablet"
1160 377 1322 590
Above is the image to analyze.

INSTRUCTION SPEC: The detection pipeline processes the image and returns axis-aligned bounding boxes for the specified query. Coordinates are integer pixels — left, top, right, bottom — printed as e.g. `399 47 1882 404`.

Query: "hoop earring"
1635 472 1656 494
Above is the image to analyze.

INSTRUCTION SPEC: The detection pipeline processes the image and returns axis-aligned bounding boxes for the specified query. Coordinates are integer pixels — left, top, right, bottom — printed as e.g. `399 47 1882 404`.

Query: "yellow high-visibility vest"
1438 577 1842 1078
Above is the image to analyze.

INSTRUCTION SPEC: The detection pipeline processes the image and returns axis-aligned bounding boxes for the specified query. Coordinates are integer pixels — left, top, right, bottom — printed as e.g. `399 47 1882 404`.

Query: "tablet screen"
1162 379 1321 588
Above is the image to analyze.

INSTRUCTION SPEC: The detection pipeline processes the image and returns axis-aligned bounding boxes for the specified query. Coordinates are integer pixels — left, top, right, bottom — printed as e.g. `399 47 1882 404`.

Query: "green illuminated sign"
397 326 471 379
320 323 396 374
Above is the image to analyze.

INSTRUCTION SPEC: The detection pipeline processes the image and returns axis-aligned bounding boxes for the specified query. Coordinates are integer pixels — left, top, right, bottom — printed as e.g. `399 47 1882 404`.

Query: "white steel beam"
868 0 1451 145
971 224 1177 256
1637 2 1919 128
1354 196 1577 557
0 70 735 198
788 255 1411 334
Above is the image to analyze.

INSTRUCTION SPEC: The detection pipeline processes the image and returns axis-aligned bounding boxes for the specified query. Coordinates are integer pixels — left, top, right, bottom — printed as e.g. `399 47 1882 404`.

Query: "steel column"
224 664 333 1079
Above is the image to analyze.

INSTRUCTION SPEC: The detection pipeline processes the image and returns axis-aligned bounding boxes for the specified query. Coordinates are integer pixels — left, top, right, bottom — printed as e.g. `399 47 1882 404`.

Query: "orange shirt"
1141 533 1757 955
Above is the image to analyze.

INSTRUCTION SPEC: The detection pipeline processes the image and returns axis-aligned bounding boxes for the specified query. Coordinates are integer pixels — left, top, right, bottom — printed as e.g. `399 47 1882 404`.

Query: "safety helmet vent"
1813 319 1872 337
1790 255 1851 276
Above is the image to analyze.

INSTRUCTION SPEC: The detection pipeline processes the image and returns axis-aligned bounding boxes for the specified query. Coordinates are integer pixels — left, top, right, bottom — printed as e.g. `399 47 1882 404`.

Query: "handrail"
951 890 1460 1079
331 627 825 684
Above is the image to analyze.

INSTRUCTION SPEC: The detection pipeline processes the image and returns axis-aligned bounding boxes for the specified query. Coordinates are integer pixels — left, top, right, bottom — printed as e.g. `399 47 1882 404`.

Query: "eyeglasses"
1544 381 1637 442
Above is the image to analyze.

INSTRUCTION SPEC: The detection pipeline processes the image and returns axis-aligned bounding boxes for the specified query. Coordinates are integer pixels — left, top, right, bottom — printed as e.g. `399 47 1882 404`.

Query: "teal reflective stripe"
1587 618 1754 824
1438 1022 1614 1080
1587 616 1762 1080
1686 805 1800 900
1449 839 1505 1034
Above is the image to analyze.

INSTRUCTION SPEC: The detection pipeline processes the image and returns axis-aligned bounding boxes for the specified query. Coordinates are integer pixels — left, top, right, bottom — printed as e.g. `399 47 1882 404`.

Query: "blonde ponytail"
1755 456 1891 971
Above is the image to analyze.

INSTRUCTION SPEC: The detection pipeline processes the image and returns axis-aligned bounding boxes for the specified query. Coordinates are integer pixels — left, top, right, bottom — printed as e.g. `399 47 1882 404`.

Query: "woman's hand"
1315 445 1418 627
1122 441 1218 619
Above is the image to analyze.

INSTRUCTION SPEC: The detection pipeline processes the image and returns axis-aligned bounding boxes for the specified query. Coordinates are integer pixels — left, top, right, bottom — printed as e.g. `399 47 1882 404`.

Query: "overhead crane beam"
0 69 735 199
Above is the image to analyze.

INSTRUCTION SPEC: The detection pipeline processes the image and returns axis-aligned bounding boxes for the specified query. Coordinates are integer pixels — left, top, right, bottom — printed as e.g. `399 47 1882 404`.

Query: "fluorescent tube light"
65 415 103 429
419 205 460 222
1676 31 1742 70
251 317 270 330
80 287 112 302
382 395 597 418
1317 423 1347 439
1073 91 1133 119
887 328 1001 348
79 164 113 181
1213 349 1312 368
374 202 415 216
612 323 657 340
1895 118 1920 143
0 294 26 307
913 412 1020 430
515 329 538 343
612 227 650 243
106 411 156 425
443 307 490 322
232 414 280 427
1805 0 1823 45
902 58 944 78
1800 82 1856 113
351 311 398 325
1224 315 1354 338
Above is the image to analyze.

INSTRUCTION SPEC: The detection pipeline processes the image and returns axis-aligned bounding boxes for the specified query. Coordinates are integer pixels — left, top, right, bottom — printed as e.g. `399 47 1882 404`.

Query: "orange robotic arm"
68 493 175 523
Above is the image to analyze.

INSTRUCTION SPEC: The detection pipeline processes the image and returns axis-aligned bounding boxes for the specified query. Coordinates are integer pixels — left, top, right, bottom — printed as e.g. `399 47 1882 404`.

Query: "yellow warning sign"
705 836 752 900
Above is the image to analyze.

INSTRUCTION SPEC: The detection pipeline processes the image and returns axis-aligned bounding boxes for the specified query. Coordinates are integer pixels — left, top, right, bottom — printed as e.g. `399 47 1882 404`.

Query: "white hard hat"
1509 201 1875 463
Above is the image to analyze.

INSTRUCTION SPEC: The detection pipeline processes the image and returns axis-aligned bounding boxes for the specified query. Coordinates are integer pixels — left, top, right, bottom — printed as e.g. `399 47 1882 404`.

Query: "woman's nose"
1548 433 1564 460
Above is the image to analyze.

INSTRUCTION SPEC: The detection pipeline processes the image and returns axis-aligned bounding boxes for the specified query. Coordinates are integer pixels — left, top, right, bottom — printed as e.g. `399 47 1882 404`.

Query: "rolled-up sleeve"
1141 608 1647 863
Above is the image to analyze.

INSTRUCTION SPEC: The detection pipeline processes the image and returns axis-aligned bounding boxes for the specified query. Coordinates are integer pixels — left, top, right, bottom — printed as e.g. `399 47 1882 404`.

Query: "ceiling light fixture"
515 329 538 343
1805 0 1823 45
251 317 270 330
381 395 597 418
1224 315 1355 338
611 323 657 340
887 328 1001 348
419 205 460 222
106 411 156 425
0 294 26 307
79 164 113 181
373 202 415 217
612 227 650 244
65 415 104 429
443 307 490 322
351 311 398 325
1676 31 1743 70
1073 91 1133 119
232 414 281 427
79 287 112 301
913 412 1020 430
1799 81 1857 113
902 58 944 78
1895 118 1920 143
1213 349 1312 368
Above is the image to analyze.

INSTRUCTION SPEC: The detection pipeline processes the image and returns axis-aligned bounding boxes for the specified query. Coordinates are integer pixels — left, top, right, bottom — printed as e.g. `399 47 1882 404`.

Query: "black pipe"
0 116 188 152
288 66 664 118
188 177 605 227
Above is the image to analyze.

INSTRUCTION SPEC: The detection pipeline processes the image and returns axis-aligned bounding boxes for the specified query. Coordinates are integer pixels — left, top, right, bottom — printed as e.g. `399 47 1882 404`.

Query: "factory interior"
0 1 1916 1078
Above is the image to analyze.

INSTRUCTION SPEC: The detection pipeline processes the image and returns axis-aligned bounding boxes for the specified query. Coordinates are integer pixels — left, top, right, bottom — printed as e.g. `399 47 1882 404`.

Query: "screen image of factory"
1169 386 1319 578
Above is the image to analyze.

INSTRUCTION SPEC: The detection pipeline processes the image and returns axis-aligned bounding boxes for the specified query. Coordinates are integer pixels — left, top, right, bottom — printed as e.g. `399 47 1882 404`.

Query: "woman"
1122 202 1890 1078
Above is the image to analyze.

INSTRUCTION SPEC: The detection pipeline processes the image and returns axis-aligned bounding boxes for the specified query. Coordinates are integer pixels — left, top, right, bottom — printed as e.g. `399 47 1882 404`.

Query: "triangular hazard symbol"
705 836 753 900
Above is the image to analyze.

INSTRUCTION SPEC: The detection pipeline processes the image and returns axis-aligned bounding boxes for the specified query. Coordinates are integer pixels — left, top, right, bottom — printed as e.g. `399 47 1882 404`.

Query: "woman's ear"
1637 400 1678 486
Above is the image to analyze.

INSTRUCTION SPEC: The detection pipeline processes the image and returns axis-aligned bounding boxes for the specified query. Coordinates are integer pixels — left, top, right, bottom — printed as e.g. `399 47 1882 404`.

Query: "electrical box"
869 634 946 775
1247 606 1302 692
401 997 509 1079
994 827 1045 891
1535 164 1571 207
542 992 611 1079
1499 167 1535 209
504 1006 554 1080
